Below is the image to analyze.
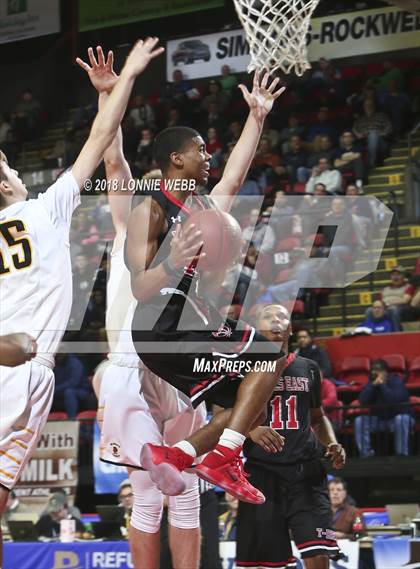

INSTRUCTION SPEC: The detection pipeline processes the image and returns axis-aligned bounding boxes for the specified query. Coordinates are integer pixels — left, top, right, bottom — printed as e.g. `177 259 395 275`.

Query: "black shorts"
132 290 283 408
236 460 339 567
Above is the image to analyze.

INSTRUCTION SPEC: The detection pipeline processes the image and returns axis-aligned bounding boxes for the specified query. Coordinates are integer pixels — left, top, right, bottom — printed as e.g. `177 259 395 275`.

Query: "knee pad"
167 472 200 530
129 469 164 533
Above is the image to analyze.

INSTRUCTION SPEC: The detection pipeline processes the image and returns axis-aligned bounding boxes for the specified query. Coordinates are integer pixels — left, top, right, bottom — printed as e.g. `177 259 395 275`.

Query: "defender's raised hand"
123 37 164 78
76 46 118 93
238 71 285 122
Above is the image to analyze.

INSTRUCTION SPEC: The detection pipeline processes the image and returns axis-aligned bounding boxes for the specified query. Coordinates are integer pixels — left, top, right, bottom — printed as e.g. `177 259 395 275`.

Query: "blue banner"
4 541 132 569
373 537 420 568
93 423 128 494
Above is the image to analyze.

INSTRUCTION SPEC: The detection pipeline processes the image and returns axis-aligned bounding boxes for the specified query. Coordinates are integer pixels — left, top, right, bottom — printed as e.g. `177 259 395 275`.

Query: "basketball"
183 209 243 271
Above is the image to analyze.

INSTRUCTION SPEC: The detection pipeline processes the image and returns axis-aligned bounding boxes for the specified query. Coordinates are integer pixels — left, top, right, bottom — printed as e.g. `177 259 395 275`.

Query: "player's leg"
129 468 164 569
168 472 200 569
0 362 54 564
288 460 339 569
236 465 296 568
0 486 9 567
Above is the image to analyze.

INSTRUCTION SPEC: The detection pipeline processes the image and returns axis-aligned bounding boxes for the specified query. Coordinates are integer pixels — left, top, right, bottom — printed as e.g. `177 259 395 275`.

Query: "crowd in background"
2 57 419 455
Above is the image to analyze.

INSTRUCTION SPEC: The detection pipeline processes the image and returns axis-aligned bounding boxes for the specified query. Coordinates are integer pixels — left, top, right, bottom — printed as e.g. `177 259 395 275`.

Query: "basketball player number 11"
270 395 299 430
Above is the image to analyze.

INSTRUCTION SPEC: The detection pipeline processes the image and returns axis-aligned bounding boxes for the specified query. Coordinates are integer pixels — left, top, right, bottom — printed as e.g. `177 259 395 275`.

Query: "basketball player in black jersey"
236 304 346 569
126 72 287 504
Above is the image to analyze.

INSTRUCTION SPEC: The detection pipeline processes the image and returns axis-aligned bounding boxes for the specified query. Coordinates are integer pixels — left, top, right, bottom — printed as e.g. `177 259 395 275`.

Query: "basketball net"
233 0 320 76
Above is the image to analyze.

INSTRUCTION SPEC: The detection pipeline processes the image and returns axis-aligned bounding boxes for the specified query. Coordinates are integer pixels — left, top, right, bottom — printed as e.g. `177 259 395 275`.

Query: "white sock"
173 440 197 458
218 428 246 451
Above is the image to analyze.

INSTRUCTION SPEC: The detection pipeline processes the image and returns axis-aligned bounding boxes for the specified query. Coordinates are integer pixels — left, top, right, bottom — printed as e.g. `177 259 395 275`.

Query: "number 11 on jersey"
270 395 299 430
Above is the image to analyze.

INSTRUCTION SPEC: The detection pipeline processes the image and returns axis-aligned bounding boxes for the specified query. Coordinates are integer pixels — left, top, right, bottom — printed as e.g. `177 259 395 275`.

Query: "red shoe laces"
227 455 249 481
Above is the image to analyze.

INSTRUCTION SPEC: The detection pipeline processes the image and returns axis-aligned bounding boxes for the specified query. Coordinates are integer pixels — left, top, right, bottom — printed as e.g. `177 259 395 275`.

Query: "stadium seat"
409 396 420 414
382 354 406 377
76 411 97 421
346 399 369 416
340 355 370 385
407 356 420 389
48 412 69 421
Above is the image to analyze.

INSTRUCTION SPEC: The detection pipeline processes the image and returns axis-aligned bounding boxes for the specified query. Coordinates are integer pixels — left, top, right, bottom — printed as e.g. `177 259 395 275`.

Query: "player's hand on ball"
238 70 286 122
249 426 285 454
76 46 118 93
325 443 346 469
123 37 164 78
169 223 205 269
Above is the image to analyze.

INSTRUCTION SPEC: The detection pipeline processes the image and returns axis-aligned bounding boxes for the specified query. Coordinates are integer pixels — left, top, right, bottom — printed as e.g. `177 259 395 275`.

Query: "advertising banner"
14 421 79 512
0 0 60 45
79 0 223 32
166 6 420 80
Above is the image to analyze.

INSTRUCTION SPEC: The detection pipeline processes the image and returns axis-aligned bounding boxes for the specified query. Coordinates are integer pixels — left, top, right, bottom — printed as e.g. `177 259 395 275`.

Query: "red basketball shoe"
140 444 193 495
195 444 265 504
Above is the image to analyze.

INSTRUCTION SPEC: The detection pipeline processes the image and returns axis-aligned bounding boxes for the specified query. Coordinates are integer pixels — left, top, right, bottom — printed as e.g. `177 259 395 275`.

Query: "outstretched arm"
211 71 285 211
72 38 163 191
77 46 133 236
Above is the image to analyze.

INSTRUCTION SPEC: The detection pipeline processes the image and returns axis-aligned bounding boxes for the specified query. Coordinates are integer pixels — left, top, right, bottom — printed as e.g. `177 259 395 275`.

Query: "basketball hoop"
233 0 320 76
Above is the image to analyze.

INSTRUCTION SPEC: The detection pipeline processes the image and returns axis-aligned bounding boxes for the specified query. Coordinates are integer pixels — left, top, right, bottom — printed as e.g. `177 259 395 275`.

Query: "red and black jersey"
245 356 322 467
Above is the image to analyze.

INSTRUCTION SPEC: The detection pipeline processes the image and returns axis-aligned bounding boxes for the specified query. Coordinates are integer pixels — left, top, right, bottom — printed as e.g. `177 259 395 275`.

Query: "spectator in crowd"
201 79 229 113
345 183 374 248
202 101 225 133
220 64 238 97
0 114 12 157
219 493 238 541
261 117 281 150
45 488 81 520
354 359 414 457
306 106 338 145
353 99 392 167
12 89 41 140
283 135 309 183
298 183 330 236
329 477 365 539
334 131 365 185
271 190 296 237
226 120 242 146
206 127 224 179
253 137 284 180
222 243 263 309
307 135 338 168
294 328 334 378
373 59 404 93
129 93 155 129
358 299 396 334
117 480 134 537
379 80 411 134
279 114 306 153
371 265 416 330
305 157 342 195
311 57 341 85
322 377 341 430
135 127 154 174
242 208 275 253
167 107 182 128
36 493 85 538
52 353 94 419
404 274 420 322
321 197 355 282
166 69 190 107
